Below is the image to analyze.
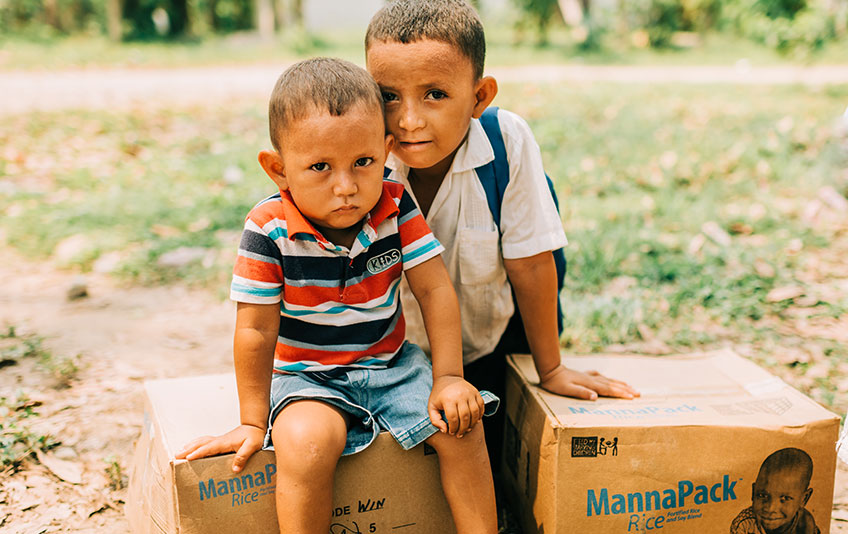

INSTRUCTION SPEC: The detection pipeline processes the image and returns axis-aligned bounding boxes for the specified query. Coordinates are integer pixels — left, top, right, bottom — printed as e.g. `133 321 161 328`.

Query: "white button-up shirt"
387 109 568 364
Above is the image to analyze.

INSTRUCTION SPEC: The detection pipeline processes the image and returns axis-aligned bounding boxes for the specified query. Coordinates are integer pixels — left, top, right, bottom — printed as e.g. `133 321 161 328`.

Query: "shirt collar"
279 184 399 243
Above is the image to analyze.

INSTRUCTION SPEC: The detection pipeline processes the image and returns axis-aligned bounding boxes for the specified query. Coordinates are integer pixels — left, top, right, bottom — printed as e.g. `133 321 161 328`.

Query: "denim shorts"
264 342 499 456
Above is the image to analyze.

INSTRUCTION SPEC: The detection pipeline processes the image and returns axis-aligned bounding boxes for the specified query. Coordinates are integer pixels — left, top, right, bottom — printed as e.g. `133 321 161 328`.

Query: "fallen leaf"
35 450 83 484
701 221 731 246
766 286 804 303
819 186 848 213
636 323 655 341
754 259 776 278
688 233 706 255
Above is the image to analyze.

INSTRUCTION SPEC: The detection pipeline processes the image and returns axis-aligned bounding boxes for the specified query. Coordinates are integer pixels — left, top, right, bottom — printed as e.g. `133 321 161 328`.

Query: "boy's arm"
405 255 485 438
176 302 279 472
504 252 639 400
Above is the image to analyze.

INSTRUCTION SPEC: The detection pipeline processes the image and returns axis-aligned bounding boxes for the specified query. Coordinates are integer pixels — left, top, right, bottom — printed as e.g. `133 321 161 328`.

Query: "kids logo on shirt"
366 249 401 275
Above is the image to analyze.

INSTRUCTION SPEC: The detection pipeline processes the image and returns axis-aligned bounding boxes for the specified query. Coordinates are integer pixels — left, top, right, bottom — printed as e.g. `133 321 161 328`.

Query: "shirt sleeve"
230 208 284 304
396 188 445 270
497 109 569 260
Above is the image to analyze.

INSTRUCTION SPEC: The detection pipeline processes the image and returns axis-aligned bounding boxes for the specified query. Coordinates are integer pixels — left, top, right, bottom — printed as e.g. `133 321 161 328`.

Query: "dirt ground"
1 251 848 533
2 63 848 533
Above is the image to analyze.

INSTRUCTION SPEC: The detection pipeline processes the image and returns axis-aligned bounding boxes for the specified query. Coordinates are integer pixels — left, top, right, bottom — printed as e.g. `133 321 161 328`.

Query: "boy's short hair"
759 448 813 489
268 57 383 152
365 0 486 80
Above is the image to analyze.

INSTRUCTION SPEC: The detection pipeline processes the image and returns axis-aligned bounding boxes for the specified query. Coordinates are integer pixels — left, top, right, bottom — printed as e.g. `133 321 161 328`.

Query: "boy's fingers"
469 398 482 426
566 383 598 401
443 404 460 435
455 402 472 437
176 436 213 458
586 371 640 398
593 378 638 399
429 406 448 433
232 440 259 473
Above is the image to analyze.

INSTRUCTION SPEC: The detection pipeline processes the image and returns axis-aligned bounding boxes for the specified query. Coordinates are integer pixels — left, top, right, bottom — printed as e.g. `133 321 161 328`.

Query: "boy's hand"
175 424 266 473
539 364 640 401
428 375 485 438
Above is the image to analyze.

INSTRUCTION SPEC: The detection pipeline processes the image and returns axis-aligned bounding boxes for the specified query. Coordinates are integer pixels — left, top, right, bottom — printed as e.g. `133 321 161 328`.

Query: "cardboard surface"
126 374 456 534
503 349 840 534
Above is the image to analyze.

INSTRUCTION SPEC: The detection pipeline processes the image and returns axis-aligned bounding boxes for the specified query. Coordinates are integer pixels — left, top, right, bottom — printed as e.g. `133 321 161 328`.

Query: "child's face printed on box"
751 466 812 532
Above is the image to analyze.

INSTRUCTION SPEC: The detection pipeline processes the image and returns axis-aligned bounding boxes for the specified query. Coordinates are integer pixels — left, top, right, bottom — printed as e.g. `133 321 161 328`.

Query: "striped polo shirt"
231 180 444 373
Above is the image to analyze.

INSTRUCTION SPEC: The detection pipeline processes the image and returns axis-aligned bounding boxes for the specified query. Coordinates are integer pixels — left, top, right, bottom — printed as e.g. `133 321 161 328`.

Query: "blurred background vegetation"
1 0 847 410
1 0 847 65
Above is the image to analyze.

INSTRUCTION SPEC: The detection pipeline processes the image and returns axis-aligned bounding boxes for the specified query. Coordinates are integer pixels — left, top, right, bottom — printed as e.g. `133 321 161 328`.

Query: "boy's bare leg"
426 424 497 534
271 399 349 534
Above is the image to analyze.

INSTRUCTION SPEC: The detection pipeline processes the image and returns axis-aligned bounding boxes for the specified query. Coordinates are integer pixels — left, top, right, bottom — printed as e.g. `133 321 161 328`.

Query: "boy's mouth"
400 140 431 151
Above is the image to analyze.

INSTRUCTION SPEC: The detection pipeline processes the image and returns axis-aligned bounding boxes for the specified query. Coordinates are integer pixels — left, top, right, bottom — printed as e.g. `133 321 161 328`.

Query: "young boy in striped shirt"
176 58 498 534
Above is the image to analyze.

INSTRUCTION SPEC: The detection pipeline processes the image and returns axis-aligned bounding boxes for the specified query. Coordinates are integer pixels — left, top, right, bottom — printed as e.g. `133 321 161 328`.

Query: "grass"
0 326 81 387
0 327 69 470
0 391 58 470
502 83 848 352
1 80 847 409
1 22 847 71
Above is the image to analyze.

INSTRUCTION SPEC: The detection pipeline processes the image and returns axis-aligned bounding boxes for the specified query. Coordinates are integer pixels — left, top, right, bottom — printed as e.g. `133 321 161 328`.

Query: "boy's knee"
426 423 488 457
271 406 347 472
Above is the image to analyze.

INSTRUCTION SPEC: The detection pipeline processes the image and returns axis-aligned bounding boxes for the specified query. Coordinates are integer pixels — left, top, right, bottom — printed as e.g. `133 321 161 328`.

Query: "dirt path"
0 248 236 532
2 63 848 114
1 248 848 533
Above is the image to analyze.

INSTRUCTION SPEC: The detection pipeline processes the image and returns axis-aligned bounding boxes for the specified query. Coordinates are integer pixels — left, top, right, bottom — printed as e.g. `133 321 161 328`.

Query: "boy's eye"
381 91 397 103
311 162 329 172
355 157 373 167
426 90 447 100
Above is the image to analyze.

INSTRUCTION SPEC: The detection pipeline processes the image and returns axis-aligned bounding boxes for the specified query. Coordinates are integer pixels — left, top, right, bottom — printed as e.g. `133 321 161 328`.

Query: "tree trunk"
169 0 189 36
255 0 275 39
106 0 123 41
43 0 61 31
290 0 304 30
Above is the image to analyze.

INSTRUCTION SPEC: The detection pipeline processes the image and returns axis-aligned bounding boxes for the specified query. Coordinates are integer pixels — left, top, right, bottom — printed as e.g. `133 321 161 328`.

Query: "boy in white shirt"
365 0 639 470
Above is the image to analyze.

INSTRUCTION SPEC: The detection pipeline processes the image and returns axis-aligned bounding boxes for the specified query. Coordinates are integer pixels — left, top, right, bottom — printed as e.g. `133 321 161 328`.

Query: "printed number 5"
369 524 376 533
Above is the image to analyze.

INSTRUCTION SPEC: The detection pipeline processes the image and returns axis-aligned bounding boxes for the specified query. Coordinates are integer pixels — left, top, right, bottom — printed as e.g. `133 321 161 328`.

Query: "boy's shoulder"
246 191 284 215
730 506 759 534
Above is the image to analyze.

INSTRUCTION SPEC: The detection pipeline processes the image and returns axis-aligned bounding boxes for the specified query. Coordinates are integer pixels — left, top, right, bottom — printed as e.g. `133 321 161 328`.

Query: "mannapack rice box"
502 349 840 534
125 374 456 534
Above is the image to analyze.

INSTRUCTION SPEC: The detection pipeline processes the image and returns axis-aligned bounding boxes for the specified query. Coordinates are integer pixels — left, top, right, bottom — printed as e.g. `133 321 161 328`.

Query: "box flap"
509 350 838 429
144 374 240 457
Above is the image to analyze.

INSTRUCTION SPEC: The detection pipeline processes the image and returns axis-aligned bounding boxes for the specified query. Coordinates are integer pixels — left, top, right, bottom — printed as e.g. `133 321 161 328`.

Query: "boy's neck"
317 220 364 251
406 145 461 217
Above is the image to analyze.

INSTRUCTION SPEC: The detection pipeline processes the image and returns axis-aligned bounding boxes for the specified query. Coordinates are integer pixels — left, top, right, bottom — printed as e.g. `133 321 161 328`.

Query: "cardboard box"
126 374 456 534
503 349 840 534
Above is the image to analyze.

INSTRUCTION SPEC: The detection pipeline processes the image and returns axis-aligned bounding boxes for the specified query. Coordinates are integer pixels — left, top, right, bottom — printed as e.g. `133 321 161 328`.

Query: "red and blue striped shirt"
231 181 444 373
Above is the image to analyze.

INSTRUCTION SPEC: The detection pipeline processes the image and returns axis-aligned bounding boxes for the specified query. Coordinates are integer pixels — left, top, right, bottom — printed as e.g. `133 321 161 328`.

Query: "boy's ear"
258 150 288 191
384 133 395 155
803 487 813 506
471 76 499 119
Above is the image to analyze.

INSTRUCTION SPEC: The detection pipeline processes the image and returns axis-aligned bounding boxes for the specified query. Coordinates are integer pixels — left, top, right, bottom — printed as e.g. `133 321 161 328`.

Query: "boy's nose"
398 102 425 131
334 172 358 197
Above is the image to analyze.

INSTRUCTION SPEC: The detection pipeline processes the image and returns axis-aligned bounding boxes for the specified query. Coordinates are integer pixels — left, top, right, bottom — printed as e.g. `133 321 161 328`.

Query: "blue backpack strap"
476 107 509 228
476 107 567 335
